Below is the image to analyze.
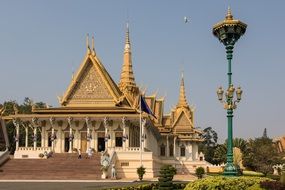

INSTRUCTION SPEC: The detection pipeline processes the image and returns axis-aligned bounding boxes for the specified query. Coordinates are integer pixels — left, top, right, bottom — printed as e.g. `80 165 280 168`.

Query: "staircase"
0 153 102 180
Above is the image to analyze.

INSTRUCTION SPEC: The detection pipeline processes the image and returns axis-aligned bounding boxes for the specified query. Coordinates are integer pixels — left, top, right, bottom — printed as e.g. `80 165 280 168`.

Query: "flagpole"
140 95 142 167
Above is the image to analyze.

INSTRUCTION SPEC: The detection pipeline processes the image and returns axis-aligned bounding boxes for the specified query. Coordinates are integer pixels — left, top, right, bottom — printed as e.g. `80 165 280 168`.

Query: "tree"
202 127 218 147
157 165 176 190
262 128 268 139
213 144 227 164
212 138 248 165
195 167 205 179
1 98 46 153
243 137 284 175
137 166 146 181
199 127 219 164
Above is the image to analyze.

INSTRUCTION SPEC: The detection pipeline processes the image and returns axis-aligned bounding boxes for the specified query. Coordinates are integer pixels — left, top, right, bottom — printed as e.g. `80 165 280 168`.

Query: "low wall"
14 147 52 159
112 152 208 179
0 150 10 166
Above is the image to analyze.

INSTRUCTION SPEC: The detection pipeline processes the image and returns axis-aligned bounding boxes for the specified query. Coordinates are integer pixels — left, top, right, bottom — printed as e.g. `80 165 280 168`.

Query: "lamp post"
213 8 247 176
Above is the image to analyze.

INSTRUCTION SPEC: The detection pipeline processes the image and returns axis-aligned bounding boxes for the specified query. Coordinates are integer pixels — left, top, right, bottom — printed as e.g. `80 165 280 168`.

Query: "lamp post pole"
213 8 247 176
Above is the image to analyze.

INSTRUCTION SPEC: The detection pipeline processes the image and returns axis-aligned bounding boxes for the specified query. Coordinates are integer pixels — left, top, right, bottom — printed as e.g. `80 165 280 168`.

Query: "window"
180 146 185 157
160 144 166 156
116 137 123 147
169 144 174 157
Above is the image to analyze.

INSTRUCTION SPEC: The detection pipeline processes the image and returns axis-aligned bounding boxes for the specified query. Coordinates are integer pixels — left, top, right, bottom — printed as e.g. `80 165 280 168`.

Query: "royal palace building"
0 25 207 178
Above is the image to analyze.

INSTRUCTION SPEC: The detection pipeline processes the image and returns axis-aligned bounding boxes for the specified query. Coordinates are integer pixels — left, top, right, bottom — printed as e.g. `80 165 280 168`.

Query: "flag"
140 95 157 119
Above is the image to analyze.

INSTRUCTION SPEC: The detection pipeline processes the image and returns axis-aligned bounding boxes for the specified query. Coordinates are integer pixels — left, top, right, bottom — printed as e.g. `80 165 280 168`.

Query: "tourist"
77 149 82 159
87 147 92 159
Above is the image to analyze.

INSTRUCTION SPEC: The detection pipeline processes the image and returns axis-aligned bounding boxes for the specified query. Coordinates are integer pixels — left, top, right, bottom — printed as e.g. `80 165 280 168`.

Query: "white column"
51 128 55 151
58 126 62 153
86 117 90 149
77 129 80 149
166 135 169 157
41 126 45 147
174 136 177 158
68 117 73 153
49 117 55 152
94 130 97 151
104 117 108 151
122 117 126 151
69 127 72 153
25 127 28 147
33 127 37 150
15 121 20 151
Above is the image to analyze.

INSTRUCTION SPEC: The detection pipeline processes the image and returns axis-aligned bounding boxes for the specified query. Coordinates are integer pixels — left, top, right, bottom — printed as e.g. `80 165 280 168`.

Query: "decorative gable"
172 111 193 133
68 60 113 103
60 51 130 108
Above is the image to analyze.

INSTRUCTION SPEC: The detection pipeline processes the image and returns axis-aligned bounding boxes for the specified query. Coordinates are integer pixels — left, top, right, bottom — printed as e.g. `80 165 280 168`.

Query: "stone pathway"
0 174 196 190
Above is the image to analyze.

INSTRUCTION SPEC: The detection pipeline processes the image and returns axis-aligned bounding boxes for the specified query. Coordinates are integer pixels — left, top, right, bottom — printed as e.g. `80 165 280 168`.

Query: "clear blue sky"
0 1 284 142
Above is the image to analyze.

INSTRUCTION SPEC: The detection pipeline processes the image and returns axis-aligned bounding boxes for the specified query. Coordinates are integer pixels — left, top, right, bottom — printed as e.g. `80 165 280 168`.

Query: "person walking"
78 149 82 159
87 147 92 159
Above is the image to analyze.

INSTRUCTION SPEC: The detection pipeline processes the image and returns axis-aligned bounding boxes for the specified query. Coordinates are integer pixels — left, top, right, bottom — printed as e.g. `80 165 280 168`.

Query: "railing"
18 147 52 151
126 147 140 152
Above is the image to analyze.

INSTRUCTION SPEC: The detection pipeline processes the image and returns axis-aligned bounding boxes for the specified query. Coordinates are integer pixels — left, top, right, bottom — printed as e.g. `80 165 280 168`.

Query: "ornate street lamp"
213 7 247 176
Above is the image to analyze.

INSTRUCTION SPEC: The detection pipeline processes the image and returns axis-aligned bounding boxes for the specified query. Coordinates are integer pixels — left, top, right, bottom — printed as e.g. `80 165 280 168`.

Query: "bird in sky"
184 16 189 23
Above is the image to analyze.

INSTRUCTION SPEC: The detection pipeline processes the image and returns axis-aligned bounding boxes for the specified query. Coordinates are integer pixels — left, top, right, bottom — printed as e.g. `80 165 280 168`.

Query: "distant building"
274 135 285 153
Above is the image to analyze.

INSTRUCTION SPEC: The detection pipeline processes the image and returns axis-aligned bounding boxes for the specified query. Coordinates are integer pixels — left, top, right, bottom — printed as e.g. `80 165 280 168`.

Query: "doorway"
97 137 105 152
81 132 87 153
64 132 69 152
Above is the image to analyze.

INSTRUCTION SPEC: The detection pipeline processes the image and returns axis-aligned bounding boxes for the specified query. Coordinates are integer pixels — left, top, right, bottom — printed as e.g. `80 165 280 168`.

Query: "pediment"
172 111 193 132
60 53 130 107
68 60 113 102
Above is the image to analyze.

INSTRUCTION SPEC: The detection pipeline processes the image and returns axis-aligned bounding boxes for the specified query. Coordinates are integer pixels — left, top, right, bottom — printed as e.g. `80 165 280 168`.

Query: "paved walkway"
0 175 196 190
0 181 144 190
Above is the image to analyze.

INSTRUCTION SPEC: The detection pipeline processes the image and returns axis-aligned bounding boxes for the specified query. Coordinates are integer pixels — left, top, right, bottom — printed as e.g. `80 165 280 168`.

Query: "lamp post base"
223 162 237 176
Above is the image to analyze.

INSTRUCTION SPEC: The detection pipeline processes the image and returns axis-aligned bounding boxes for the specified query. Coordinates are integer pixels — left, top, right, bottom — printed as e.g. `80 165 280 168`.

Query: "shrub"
103 182 186 190
38 153 44 158
243 170 265 177
266 174 280 181
260 180 285 190
137 166 146 181
157 165 177 190
281 165 285 185
195 167 205 179
184 176 273 190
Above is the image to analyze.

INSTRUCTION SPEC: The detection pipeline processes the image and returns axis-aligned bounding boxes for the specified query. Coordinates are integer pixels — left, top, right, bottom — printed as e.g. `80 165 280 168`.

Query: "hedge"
184 176 273 190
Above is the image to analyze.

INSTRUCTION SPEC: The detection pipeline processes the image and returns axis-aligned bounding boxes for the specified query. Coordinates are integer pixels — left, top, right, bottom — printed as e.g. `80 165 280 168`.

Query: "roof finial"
177 72 189 108
92 35 96 56
125 22 130 48
86 33 91 53
119 22 136 90
226 6 233 20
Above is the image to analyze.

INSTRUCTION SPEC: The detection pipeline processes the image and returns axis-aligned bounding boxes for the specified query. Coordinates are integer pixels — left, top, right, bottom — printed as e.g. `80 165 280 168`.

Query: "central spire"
177 72 189 108
119 23 136 90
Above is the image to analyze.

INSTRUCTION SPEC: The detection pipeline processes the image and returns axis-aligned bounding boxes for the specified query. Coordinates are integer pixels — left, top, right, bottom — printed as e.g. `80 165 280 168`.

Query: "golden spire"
119 23 136 90
226 6 233 20
91 35 96 56
177 72 189 108
86 33 91 54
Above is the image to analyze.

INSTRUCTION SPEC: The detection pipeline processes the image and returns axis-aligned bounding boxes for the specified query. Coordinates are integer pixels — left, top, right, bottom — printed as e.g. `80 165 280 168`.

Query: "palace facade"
1 25 207 178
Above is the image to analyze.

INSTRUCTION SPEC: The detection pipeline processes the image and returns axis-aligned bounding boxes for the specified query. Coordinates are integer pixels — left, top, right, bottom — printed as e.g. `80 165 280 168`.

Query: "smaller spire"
124 22 131 52
226 6 233 20
177 72 189 108
92 35 96 56
86 33 91 53
119 22 136 90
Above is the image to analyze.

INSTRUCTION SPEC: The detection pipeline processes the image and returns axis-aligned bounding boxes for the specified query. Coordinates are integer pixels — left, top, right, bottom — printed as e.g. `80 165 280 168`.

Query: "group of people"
77 147 93 159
